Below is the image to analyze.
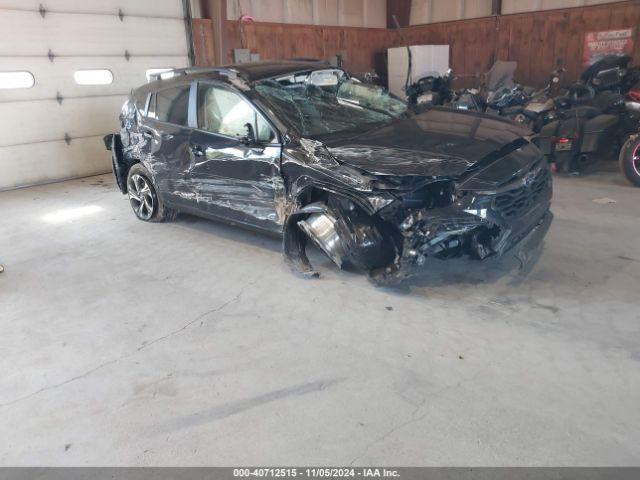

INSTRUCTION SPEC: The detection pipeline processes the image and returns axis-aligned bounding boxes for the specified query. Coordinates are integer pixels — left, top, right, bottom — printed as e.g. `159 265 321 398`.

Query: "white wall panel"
0 11 188 56
431 1 463 22
315 0 340 25
463 0 492 19
411 0 492 24
0 137 110 190
339 0 364 26
410 0 620 23
286 0 314 24
226 0 387 27
0 1 184 17
364 0 386 27
502 0 622 15
0 0 189 189
0 56 188 102
0 96 126 147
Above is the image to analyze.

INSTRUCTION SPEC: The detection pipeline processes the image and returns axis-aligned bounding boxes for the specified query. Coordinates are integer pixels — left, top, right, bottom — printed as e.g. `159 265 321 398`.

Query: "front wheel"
619 135 640 187
126 163 176 222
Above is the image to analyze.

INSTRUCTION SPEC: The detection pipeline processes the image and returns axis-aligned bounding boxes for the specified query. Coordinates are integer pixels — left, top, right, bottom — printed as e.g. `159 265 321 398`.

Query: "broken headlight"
399 180 455 209
366 194 397 212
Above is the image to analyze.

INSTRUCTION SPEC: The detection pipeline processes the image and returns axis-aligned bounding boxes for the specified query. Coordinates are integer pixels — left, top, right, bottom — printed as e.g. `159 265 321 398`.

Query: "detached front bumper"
371 207 552 284
509 209 553 265
284 162 553 284
371 165 553 283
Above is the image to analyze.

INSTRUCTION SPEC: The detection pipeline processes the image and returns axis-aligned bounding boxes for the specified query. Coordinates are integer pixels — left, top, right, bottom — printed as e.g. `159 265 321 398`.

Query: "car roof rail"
148 67 239 82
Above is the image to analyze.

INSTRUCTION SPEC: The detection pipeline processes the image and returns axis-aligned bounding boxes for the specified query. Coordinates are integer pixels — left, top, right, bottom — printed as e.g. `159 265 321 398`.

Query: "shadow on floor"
171 212 547 293
172 213 282 255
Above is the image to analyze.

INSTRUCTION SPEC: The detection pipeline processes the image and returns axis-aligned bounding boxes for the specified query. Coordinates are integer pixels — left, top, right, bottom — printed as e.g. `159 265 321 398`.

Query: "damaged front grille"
493 166 551 219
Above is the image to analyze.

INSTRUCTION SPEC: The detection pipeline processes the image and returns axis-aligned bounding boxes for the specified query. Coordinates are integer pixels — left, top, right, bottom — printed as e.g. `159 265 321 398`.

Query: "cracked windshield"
255 68 407 137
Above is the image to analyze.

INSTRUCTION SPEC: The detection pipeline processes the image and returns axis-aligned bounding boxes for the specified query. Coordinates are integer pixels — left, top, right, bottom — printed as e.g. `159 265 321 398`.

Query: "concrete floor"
1 169 639 466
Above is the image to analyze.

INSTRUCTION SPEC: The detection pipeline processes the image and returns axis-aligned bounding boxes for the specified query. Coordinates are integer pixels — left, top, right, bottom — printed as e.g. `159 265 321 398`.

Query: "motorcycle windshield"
485 61 518 91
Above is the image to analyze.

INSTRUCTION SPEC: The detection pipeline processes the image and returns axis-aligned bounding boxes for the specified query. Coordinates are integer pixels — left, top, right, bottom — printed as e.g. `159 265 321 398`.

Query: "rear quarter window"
133 93 148 115
155 85 190 126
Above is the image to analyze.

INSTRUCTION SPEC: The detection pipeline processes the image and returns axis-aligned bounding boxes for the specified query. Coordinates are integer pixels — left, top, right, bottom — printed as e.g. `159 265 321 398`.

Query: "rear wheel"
619 135 640 187
126 163 176 222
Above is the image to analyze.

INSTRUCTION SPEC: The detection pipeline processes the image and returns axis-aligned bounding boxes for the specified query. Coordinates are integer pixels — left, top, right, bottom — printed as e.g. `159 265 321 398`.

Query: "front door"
186 81 283 233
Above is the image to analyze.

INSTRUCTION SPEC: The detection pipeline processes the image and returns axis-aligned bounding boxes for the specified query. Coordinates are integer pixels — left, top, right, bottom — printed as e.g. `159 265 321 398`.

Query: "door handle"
190 144 205 157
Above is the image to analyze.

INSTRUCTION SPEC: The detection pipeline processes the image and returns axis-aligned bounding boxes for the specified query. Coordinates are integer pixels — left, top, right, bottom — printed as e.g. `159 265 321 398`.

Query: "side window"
155 85 190 126
134 93 148 116
198 83 275 142
256 115 276 143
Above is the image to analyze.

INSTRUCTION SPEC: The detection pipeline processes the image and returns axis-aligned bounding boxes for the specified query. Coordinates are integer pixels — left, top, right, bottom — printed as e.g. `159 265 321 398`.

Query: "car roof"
133 60 334 98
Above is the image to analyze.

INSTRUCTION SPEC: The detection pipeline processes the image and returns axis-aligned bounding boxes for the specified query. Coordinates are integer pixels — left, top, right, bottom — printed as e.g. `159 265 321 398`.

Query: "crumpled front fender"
283 198 398 278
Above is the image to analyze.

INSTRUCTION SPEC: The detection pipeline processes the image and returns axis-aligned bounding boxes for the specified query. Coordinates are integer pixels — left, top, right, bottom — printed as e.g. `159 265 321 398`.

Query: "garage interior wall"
226 0 386 27
402 0 640 88
195 0 638 87
0 0 190 190
1 0 637 190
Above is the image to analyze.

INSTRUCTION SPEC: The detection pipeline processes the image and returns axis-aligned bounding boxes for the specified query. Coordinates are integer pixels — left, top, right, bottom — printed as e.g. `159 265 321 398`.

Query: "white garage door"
0 0 190 190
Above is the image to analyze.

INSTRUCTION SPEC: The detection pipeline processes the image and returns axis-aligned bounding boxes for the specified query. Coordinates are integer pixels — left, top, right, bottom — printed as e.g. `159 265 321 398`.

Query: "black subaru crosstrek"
105 61 552 283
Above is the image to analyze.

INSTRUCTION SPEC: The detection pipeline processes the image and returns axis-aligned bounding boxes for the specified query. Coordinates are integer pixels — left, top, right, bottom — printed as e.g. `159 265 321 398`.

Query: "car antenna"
392 14 412 96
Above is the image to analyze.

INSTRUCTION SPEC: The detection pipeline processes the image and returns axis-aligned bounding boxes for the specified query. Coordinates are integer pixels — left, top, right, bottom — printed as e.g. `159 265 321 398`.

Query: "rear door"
186 81 283 233
138 82 193 207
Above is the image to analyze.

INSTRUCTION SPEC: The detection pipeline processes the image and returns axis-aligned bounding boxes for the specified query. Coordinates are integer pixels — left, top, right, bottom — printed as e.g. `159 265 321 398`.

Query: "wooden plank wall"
398 0 640 88
495 1 640 88
193 19 216 67
193 1 640 88
221 21 393 74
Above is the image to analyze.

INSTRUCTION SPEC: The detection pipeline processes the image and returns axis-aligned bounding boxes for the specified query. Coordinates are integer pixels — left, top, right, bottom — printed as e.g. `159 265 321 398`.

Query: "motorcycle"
618 81 640 186
448 87 484 111
406 68 455 106
448 61 536 117
534 57 640 173
581 54 639 94
505 68 566 132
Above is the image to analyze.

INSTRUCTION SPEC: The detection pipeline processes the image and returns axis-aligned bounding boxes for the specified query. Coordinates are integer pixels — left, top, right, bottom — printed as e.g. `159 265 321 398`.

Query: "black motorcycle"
504 68 566 132
535 57 640 173
406 68 455 106
581 54 639 94
448 61 535 116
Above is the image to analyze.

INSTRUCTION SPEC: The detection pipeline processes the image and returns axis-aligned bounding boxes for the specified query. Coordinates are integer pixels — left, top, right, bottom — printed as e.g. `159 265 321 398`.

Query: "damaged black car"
105 61 553 283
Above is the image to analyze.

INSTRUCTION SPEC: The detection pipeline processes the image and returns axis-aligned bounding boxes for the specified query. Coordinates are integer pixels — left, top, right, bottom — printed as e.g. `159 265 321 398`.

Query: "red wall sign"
583 29 634 66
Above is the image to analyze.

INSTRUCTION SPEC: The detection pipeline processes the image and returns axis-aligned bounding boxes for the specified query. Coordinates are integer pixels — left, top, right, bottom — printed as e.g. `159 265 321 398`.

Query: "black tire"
619 135 640 187
126 163 176 222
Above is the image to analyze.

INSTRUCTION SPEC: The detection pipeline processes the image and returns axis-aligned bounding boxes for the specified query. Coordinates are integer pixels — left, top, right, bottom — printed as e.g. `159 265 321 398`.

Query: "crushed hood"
321 107 534 180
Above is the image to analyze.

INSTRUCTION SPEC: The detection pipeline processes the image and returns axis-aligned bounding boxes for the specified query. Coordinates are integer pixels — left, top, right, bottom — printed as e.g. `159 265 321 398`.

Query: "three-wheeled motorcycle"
535 55 640 173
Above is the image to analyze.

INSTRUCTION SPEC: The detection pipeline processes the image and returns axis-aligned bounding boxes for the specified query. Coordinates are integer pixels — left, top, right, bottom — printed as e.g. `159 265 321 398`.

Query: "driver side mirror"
242 122 257 146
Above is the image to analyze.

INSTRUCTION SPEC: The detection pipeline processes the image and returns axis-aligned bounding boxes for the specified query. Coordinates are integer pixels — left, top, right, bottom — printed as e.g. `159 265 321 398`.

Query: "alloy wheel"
128 174 154 220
